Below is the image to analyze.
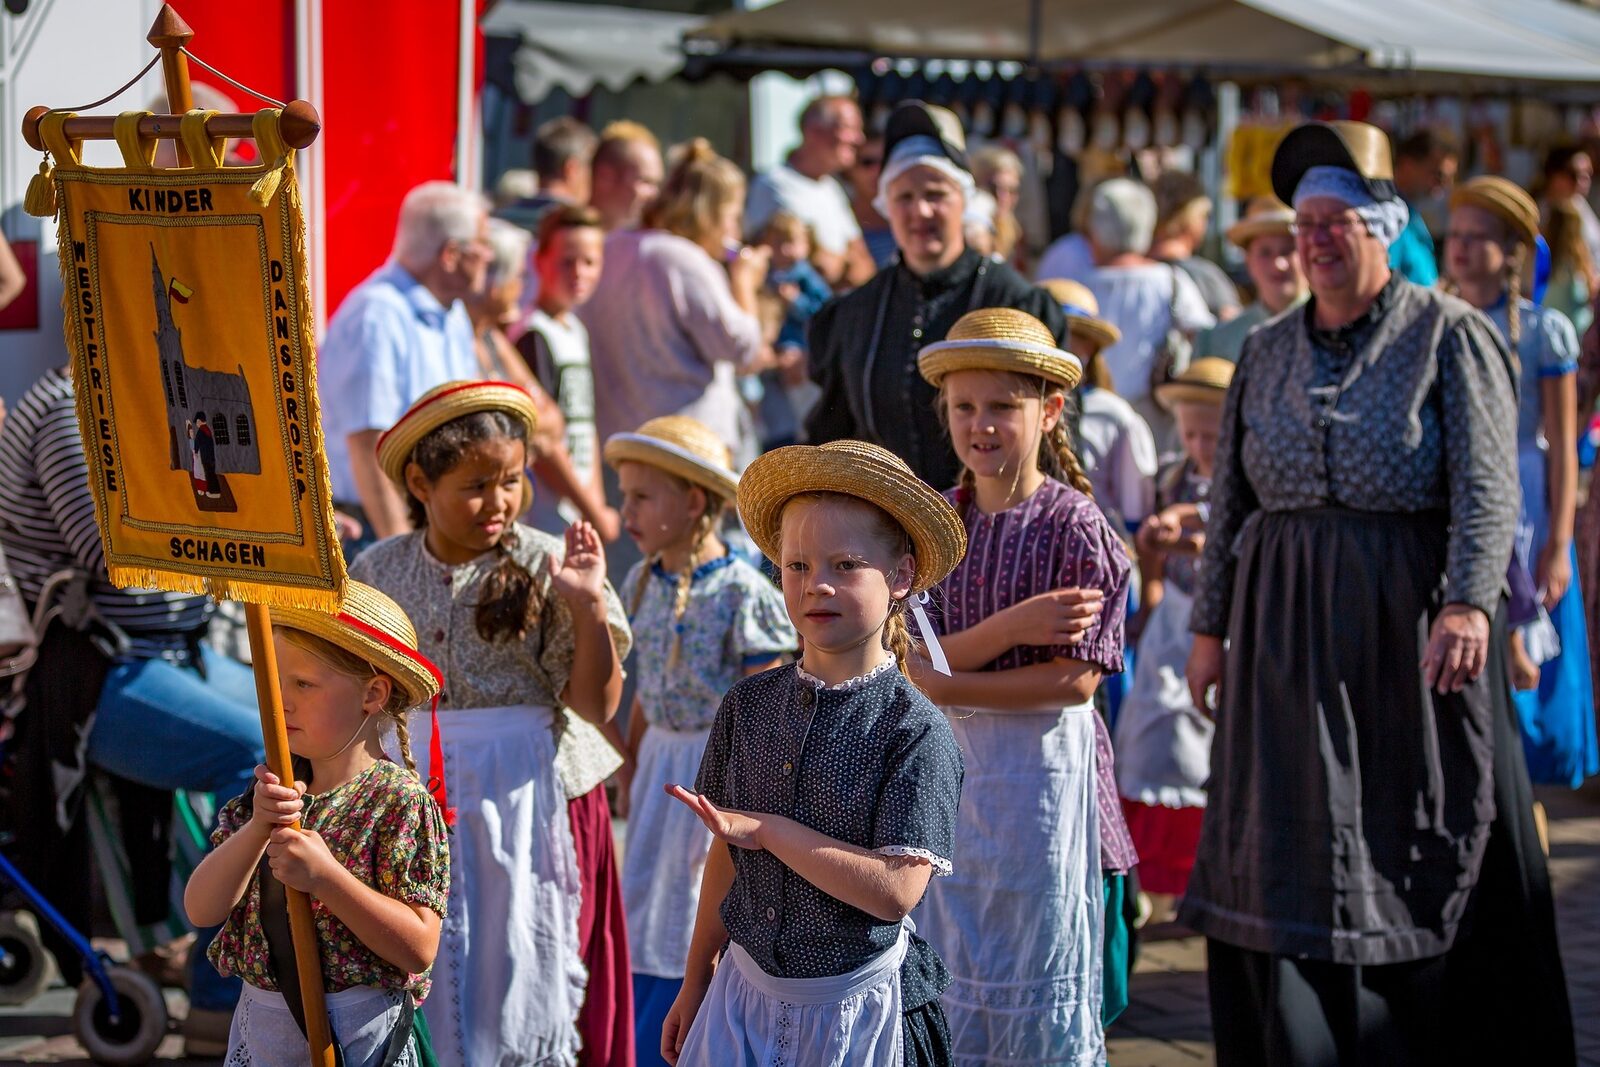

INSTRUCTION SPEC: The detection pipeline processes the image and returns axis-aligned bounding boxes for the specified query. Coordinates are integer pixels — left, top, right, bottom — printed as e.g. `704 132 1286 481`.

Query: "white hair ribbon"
909 591 951 676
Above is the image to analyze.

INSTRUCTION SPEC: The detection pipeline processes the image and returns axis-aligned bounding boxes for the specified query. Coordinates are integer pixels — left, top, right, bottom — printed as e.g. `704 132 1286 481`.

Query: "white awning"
690 0 1600 82
483 1 702 102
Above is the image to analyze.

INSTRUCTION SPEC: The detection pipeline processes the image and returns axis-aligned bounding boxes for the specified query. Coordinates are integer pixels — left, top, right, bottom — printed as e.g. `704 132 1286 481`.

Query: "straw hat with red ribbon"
376 380 540 487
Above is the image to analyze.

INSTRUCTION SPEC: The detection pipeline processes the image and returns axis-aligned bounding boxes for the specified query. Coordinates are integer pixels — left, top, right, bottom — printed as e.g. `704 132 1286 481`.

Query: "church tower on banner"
150 246 261 477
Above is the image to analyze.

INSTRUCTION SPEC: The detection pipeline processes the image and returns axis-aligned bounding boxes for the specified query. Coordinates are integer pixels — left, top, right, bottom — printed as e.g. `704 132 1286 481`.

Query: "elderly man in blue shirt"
320 181 491 544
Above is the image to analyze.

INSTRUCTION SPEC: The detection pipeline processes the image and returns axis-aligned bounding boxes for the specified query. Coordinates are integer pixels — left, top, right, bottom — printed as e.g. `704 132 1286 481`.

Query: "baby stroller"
0 568 172 1064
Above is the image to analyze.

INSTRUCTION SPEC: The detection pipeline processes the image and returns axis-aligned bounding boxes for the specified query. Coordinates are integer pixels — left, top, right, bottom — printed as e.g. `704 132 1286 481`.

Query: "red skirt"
570 784 635 1066
1120 798 1203 896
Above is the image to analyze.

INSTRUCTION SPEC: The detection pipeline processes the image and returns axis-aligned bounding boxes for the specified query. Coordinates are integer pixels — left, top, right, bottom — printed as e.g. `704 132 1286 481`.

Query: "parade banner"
37 108 344 610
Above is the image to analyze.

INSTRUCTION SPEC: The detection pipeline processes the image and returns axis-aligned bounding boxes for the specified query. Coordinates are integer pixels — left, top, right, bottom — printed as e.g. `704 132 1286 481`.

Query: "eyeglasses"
1289 214 1366 239
1444 230 1496 246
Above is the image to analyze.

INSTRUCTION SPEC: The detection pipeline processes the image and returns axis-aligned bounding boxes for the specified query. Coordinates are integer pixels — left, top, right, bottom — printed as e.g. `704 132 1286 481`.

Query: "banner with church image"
41 110 345 610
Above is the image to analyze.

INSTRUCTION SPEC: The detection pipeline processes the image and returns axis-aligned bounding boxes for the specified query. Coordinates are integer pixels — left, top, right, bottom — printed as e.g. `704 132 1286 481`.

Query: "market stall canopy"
483 0 704 101
689 0 1600 82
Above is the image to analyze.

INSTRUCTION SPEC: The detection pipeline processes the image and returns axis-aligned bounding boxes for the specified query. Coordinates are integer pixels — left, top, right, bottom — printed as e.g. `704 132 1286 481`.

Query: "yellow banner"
42 110 345 610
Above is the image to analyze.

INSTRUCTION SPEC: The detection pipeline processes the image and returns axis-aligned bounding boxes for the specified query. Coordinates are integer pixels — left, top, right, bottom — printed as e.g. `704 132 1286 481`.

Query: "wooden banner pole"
147 6 336 1064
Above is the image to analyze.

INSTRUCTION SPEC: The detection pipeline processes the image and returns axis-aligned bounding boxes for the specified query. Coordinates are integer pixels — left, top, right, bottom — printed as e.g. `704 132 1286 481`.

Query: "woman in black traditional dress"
1182 121 1574 1066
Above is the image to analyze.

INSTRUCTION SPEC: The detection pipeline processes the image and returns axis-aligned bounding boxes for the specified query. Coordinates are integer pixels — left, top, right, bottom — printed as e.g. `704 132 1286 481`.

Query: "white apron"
1112 586 1212 808
919 703 1105 1067
676 922 911 1067
621 723 714 978
401 705 586 1067
224 983 419 1067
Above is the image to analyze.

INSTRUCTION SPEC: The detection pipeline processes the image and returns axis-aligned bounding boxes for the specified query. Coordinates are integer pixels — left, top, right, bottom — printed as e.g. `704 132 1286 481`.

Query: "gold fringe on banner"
24 159 57 218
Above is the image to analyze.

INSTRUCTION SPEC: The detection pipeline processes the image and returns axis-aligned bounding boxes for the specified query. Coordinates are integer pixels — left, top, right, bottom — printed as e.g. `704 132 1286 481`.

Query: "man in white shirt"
319 182 490 543
745 96 876 288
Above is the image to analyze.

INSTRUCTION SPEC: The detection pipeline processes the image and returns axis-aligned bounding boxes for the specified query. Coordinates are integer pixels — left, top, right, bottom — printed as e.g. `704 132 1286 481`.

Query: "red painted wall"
171 2 475 315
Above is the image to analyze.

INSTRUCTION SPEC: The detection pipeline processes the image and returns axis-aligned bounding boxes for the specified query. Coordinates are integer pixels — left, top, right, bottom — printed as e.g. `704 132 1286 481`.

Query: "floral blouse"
622 553 796 731
207 759 449 1002
351 525 634 798
696 661 963 1011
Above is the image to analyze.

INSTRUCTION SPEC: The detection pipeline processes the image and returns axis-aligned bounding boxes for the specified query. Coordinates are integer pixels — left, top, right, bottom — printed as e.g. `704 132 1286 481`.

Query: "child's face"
406 436 527 565
768 228 810 270
1174 401 1222 476
942 370 1062 484
536 226 604 311
617 461 708 559
778 496 913 658
274 634 386 761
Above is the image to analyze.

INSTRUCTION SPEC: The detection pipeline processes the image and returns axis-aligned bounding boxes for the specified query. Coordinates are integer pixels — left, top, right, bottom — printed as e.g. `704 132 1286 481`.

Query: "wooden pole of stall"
148 7 336 1064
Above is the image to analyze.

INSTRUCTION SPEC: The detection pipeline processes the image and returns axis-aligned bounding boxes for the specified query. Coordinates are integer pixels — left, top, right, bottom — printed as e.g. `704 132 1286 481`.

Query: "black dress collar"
897 247 982 298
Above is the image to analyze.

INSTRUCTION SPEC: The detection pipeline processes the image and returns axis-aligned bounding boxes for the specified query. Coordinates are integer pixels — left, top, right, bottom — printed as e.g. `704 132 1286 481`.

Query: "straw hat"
1155 357 1236 410
603 415 739 501
1226 196 1296 248
1039 279 1122 354
1450 175 1540 249
737 441 966 594
1272 120 1397 206
376 381 540 486
273 581 443 709
917 307 1083 389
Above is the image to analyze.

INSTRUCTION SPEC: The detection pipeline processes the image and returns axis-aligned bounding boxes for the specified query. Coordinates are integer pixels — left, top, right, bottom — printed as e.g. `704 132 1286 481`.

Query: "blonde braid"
1506 252 1524 351
391 709 418 777
668 507 723 669
629 553 658 619
882 600 915 680
1045 416 1095 497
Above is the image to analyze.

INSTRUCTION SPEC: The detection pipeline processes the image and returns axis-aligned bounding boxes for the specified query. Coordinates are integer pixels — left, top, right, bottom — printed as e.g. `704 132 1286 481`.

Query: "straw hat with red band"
376 380 540 487
272 582 454 822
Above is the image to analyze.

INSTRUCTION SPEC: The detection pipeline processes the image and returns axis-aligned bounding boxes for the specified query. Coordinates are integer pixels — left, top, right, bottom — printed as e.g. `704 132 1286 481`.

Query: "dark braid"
405 410 539 642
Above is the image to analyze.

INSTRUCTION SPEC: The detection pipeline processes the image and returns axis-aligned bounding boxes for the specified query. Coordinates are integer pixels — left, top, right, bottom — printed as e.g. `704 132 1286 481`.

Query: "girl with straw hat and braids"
1447 176 1597 789
185 582 450 1065
602 415 796 1065
661 441 966 1065
352 381 634 1066
912 307 1135 1063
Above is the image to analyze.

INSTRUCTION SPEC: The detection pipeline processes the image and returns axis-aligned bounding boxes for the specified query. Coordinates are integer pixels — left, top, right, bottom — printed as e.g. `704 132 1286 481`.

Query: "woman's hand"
661 974 712 1065
549 521 608 605
1001 588 1104 646
264 826 342 895
247 765 304 838
1536 539 1573 611
1422 604 1491 694
666 785 766 851
1186 634 1225 717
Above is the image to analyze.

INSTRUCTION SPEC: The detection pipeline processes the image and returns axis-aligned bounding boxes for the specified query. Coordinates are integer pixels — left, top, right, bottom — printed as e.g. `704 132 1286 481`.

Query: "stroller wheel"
0 910 54 1005
73 965 169 1065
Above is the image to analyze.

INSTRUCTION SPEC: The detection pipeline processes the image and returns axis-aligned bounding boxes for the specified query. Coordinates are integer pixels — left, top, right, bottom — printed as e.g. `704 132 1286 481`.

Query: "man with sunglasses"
319 181 491 546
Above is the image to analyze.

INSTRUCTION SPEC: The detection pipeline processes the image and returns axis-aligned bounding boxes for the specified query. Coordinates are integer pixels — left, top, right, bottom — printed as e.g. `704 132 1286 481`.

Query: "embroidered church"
150 246 261 477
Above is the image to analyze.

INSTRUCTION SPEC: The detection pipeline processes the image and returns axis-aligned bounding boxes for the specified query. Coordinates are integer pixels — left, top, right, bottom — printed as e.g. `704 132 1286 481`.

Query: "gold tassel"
24 158 56 218
249 109 290 206
249 165 283 207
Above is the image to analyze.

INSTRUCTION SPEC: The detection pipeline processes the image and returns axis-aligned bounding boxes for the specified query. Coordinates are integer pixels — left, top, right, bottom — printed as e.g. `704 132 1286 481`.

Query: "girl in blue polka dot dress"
660 441 967 1067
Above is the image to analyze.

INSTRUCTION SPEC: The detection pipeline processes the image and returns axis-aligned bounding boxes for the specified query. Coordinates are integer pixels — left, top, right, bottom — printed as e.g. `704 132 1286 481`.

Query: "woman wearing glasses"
1182 122 1573 1066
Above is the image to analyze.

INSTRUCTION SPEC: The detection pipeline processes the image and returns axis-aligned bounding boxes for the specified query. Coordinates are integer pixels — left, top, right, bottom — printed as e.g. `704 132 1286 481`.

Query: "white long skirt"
1112 586 1212 808
621 723 714 978
404 705 587 1067
919 703 1105 1066
224 983 419 1067
676 924 910 1067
